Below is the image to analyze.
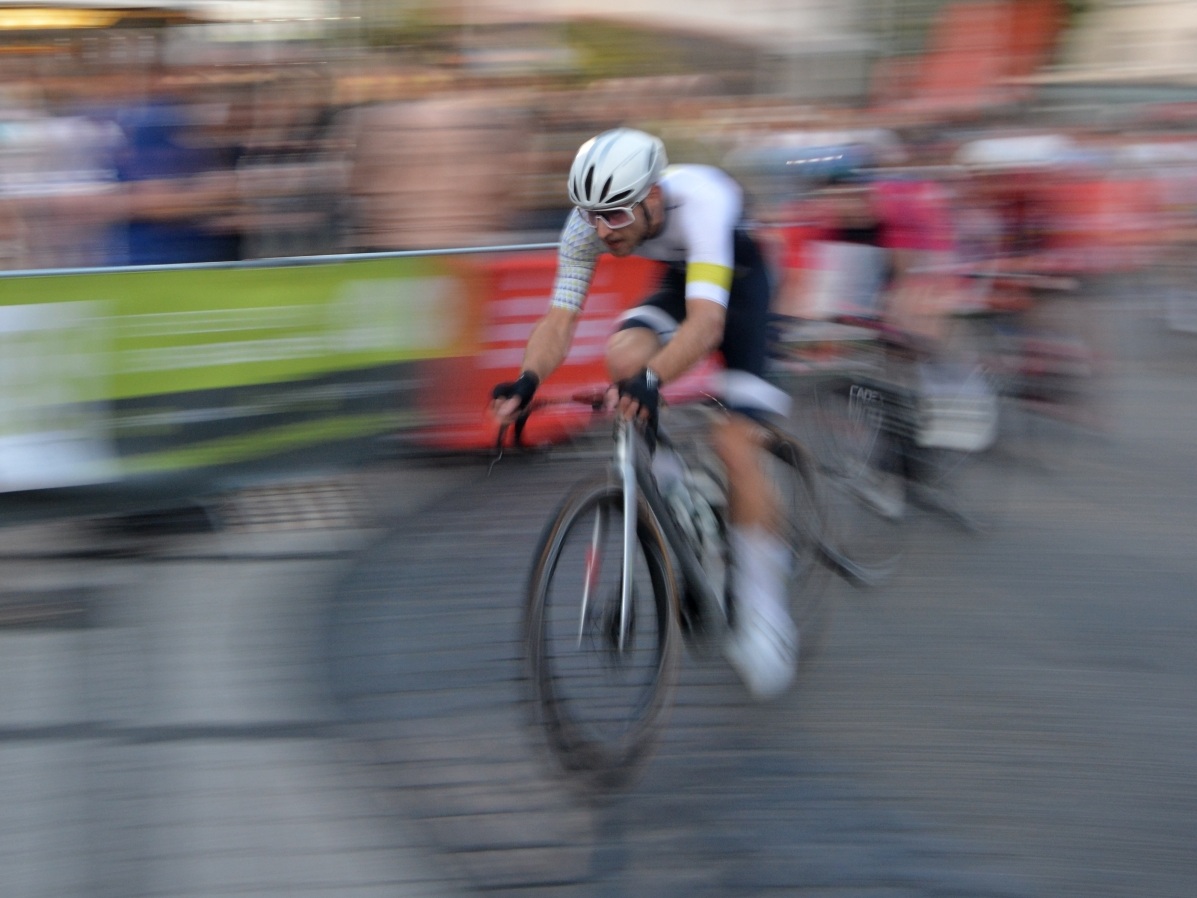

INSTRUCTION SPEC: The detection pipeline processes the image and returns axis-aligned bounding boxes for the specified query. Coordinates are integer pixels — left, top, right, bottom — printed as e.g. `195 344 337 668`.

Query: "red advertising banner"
414 251 663 451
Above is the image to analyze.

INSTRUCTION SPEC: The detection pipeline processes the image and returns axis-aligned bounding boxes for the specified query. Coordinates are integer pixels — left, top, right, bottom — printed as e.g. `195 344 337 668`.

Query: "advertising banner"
0 255 470 492
414 251 663 451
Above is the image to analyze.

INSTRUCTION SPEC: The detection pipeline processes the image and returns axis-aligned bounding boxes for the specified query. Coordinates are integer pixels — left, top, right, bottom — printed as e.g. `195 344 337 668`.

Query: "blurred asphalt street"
0 465 473 897
3 302 1196 897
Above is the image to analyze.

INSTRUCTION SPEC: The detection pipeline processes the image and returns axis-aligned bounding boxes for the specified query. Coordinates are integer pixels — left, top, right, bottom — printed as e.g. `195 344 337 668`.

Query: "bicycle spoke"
577 506 608 648
803 376 908 584
767 434 834 663
619 422 637 653
524 476 677 790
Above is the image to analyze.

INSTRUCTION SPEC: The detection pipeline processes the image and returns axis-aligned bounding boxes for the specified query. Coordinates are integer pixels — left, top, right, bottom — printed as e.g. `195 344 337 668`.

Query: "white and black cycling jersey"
551 163 788 419
550 164 743 313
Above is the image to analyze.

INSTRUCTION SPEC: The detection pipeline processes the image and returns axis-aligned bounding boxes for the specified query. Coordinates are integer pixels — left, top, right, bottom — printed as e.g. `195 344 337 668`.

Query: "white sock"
729 524 793 633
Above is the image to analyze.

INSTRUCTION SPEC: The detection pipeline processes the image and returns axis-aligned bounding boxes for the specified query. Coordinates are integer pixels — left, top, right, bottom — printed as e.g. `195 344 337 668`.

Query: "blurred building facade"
0 0 1195 269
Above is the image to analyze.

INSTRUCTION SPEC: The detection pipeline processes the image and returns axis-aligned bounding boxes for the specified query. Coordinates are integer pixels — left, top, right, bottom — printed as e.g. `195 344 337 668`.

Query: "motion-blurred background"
1 3 1196 897
1 0 1195 487
1 0 1193 264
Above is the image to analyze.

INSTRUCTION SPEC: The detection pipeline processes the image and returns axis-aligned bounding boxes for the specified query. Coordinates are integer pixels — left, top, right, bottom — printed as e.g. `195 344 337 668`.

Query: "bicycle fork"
577 418 636 654
617 417 636 653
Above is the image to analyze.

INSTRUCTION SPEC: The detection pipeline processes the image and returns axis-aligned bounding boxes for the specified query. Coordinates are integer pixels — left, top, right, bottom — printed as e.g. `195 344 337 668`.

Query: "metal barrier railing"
0 243 561 280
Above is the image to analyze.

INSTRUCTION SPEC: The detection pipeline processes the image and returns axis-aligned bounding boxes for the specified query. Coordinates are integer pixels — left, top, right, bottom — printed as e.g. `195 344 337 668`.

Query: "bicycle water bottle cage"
663 479 700 549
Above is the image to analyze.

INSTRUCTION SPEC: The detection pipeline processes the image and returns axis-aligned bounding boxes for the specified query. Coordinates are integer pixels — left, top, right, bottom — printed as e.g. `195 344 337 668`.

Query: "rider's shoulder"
659 165 742 210
660 163 738 189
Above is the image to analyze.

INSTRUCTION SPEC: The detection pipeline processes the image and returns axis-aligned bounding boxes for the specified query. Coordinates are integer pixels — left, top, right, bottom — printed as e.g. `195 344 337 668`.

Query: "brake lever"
488 405 535 475
513 409 530 446
488 423 509 476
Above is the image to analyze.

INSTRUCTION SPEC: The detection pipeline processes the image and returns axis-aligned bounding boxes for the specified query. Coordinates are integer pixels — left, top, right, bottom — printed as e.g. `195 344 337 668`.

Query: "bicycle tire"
522 473 680 791
765 433 834 663
906 355 1011 535
805 374 908 585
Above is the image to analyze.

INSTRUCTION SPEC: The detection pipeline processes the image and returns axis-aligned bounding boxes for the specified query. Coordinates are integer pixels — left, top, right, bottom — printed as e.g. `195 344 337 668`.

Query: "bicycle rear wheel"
765 434 834 663
907 357 1010 534
523 474 679 791
805 375 908 585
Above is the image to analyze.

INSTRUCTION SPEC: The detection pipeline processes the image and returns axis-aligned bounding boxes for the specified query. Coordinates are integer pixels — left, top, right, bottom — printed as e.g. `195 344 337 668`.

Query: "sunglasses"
578 203 639 230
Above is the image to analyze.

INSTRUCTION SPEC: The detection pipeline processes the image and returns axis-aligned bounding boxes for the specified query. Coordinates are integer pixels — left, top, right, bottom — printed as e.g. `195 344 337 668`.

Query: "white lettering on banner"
477 287 625 369
480 343 606 369
0 301 118 491
335 277 463 354
123 336 332 373
491 296 550 316
117 382 400 434
117 276 465 374
122 305 315 338
486 322 541 343
480 347 528 368
495 271 553 293
484 294 545 324
478 292 545 370
574 320 613 339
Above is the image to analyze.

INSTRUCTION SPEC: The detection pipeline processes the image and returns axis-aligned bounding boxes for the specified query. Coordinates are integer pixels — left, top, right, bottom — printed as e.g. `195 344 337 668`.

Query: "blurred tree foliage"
354 6 761 84
352 0 1091 88
560 20 702 81
863 0 1090 57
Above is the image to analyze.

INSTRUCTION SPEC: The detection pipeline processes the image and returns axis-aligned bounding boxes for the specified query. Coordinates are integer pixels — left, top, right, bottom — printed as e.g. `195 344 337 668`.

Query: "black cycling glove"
492 370 540 412
617 367 661 424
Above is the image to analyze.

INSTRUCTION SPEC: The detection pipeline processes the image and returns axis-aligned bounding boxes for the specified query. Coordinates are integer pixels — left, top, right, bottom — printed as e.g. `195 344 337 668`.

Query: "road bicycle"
770 314 1010 585
510 384 866 791
945 270 1102 465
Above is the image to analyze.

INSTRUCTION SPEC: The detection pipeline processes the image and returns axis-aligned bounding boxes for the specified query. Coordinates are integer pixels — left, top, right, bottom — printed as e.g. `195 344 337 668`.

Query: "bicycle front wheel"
523 475 680 791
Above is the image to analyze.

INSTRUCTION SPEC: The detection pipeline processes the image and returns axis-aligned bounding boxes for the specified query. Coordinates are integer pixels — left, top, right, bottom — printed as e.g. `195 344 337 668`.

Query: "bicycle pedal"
678 586 725 648
678 587 704 634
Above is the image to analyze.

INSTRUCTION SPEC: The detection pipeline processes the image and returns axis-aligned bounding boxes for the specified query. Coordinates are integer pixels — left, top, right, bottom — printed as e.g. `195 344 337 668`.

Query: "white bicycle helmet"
567 128 667 210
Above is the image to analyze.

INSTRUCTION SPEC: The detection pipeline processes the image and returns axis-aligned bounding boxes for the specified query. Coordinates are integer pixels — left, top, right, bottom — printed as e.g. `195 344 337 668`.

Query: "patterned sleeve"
549 210 604 313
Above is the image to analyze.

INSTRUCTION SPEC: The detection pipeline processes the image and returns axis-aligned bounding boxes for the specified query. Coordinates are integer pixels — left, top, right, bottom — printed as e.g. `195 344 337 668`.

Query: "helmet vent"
567 128 666 210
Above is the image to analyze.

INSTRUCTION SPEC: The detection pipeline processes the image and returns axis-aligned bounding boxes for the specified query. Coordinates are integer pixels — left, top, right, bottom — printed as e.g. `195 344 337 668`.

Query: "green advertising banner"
0 256 472 491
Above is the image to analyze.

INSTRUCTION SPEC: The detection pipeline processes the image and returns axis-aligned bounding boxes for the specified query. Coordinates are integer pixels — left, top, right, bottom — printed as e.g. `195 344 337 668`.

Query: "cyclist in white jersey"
491 128 796 699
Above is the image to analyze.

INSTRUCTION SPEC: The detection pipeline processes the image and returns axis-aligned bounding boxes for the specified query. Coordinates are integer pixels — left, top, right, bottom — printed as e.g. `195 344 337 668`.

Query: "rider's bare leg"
606 329 796 697
605 327 660 383
709 414 776 532
712 413 797 700
711 416 789 620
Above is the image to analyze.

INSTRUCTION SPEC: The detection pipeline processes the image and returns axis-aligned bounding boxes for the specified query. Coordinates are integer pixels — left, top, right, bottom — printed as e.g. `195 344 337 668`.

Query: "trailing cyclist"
490 127 796 700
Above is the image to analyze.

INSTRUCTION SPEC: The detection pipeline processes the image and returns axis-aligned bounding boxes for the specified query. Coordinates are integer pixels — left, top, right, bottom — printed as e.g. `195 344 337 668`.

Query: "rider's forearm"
646 299 725 384
520 306 579 382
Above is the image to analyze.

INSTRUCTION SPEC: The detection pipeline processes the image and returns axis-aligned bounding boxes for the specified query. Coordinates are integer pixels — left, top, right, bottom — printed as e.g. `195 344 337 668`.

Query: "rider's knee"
605 328 659 382
710 414 767 477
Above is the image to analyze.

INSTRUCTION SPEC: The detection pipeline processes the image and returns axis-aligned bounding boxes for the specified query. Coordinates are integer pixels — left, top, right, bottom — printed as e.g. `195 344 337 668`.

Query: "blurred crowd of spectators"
2 48 1197 297
0 57 722 268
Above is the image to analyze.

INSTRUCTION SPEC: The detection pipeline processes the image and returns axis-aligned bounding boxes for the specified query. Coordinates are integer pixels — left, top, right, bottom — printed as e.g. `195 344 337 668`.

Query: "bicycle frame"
509 387 865 660
574 416 652 655
610 415 730 645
